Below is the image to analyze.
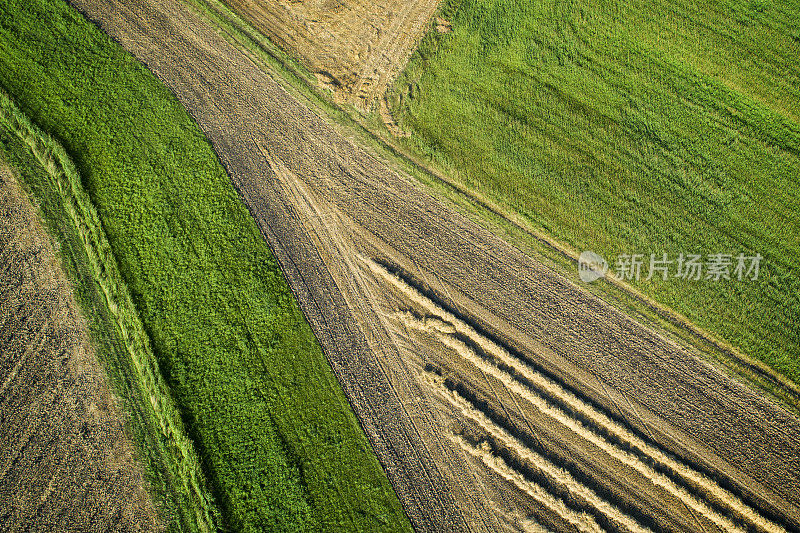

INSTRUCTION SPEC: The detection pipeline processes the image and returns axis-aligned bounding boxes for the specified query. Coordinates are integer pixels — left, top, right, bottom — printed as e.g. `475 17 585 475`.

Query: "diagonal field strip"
366 257 785 533
64 0 800 527
449 432 605 533
428 373 649 533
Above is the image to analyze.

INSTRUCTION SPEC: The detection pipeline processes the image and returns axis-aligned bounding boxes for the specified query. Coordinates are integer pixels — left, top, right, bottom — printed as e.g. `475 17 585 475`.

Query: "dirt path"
71 1 800 530
0 165 161 532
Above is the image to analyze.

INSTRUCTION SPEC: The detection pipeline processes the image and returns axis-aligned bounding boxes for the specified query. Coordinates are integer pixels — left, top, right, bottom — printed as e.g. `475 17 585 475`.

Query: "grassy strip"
388 0 800 383
0 1 412 531
188 0 800 410
0 90 219 532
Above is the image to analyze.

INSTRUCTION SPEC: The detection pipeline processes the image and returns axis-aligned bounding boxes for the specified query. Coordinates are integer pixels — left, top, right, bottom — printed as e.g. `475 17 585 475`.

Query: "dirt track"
0 166 160 532
71 1 800 531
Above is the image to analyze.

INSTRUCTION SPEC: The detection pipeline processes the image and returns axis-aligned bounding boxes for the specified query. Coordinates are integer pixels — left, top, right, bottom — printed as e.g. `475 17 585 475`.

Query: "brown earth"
0 165 161 532
71 1 800 531
217 0 439 109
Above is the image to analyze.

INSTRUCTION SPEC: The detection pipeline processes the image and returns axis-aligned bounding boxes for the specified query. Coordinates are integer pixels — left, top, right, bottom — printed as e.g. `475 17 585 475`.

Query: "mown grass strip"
0 1 412 531
0 115 185 528
0 90 219 533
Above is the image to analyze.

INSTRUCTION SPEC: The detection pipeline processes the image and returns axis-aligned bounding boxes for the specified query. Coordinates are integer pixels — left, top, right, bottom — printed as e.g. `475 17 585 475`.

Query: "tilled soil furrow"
452 433 605 533
434 375 652 533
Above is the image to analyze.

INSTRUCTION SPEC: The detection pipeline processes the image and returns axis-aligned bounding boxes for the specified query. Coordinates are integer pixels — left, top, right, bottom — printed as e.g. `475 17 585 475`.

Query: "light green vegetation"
389 0 800 383
0 1 412 531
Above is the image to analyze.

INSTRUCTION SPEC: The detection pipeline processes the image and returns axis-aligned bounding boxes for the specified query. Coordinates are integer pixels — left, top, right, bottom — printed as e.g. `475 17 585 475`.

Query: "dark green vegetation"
0 1 412 531
390 0 800 383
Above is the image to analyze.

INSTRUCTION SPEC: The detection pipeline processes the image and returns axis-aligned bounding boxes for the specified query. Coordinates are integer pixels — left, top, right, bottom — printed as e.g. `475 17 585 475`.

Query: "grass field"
389 0 800 384
0 1 412 531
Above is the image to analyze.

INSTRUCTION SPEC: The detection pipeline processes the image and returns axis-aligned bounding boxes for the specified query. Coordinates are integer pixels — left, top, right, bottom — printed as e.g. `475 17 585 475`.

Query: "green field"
0 1 411 531
389 0 800 383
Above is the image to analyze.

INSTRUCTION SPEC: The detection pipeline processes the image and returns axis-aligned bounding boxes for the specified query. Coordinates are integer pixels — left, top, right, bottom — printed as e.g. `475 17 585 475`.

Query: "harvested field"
214 0 439 109
0 165 160 532
73 0 800 531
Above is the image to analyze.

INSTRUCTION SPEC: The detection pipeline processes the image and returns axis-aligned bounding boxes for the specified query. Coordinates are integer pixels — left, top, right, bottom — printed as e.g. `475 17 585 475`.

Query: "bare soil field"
72 0 800 530
215 0 439 109
0 165 160 532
